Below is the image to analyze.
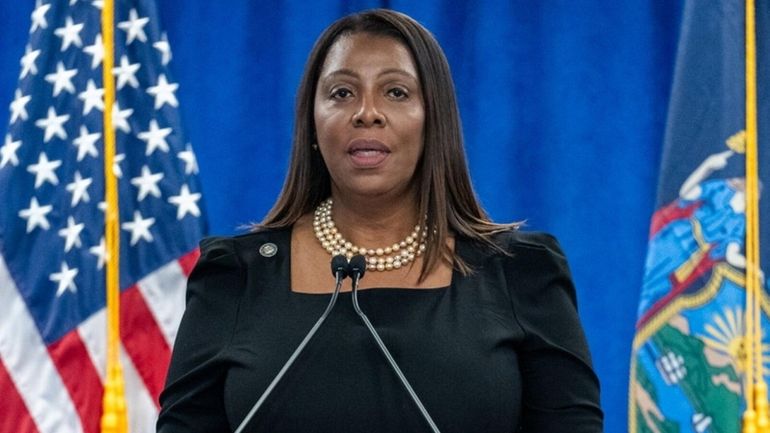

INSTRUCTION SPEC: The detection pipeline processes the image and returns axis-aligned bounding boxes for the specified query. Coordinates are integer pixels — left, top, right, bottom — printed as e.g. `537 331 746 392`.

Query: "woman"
158 9 602 433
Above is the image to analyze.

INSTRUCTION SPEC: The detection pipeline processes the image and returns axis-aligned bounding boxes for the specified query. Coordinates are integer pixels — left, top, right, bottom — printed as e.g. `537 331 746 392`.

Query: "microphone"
348 255 442 433
234 255 349 433
331 254 350 280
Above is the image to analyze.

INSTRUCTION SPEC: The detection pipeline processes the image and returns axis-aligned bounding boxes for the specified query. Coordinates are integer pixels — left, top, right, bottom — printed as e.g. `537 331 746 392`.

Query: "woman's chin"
333 179 415 201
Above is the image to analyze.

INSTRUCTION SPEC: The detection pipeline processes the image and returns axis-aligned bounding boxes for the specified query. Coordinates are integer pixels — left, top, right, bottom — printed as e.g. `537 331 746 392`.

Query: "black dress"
157 228 603 433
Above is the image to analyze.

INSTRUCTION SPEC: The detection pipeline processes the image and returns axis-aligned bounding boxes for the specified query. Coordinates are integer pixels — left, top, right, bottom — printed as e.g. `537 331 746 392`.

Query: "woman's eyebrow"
377 68 417 80
322 68 417 80
322 69 358 79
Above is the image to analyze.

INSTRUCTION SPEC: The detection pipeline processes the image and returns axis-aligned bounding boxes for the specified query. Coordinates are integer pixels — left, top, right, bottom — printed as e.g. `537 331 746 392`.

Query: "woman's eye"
331 88 353 99
387 88 408 99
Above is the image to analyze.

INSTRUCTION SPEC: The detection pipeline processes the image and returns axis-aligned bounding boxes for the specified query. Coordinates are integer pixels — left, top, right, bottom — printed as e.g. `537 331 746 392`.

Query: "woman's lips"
347 139 390 168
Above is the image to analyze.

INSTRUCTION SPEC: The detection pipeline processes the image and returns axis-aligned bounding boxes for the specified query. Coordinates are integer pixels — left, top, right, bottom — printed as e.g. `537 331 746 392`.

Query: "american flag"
0 0 206 432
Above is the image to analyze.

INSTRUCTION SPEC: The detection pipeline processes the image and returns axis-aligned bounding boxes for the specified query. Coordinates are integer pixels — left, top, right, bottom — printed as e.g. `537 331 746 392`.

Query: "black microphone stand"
348 255 442 433
234 255 349 433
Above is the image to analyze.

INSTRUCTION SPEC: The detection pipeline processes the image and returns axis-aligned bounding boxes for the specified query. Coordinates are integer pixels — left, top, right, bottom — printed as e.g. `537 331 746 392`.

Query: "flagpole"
743 0 765 431
100 0 128 431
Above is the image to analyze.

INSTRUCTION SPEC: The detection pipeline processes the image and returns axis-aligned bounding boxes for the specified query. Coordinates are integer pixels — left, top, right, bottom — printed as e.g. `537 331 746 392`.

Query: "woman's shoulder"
498 229 568 267
198 228 291 268
479 230 578 306
492 229 562 253
197 227 292 262
463 228 564 260
457 229 569 280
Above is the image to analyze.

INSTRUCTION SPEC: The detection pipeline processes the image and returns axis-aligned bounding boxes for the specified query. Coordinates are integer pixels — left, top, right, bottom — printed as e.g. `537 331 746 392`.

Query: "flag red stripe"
0 357 40 433
120 285 171 405
178 248 200 277
47 332 104 433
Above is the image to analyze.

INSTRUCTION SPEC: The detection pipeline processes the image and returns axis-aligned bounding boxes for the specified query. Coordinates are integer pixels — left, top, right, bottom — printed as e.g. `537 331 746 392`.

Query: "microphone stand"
348 255 442 433
234 256 349 433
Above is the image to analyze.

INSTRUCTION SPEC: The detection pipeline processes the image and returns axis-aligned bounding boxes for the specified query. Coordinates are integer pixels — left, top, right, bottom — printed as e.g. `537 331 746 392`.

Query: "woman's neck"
328 191 421 249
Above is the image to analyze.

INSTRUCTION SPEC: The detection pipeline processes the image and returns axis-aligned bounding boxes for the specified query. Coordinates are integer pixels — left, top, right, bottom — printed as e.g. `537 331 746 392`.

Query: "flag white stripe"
0 255 83 433
78 309 159 433
136 259 187 347
77 312 107 380
123 345 160 433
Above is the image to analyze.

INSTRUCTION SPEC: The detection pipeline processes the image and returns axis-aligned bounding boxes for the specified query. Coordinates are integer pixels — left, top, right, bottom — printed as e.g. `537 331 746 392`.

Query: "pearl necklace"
313 198 427 271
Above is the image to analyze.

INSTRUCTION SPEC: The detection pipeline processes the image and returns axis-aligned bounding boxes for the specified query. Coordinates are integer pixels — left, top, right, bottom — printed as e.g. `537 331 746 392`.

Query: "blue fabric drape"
0 1 684 431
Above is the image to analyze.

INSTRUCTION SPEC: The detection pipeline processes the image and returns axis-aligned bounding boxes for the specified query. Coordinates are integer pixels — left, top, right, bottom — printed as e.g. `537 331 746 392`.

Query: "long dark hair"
260 9 518 279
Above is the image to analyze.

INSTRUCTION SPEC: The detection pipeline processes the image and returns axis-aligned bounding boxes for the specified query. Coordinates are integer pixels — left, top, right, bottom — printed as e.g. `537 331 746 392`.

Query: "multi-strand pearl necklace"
313 198 427 271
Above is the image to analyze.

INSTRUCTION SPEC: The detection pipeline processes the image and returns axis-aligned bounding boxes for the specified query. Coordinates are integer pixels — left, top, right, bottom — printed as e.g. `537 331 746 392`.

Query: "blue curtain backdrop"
0 1 684 431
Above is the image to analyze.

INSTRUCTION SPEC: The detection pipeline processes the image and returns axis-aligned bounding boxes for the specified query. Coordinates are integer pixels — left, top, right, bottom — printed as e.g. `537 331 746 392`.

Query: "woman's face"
314 33 425 201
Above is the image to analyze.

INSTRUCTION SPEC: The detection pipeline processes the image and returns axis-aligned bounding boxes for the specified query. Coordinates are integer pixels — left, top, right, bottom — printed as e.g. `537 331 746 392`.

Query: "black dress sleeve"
157 237 245 432
504 232 603 432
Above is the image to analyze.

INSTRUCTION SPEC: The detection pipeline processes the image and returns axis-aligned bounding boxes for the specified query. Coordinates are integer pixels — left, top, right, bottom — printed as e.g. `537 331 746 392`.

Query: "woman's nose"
352 94 385 127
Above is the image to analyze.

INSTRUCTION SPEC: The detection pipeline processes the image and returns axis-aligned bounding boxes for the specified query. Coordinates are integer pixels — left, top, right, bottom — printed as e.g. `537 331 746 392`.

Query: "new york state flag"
630 1 770 433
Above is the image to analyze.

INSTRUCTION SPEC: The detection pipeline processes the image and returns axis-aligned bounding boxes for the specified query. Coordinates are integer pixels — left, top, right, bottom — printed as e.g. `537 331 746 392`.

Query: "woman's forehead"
319 33 418 80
